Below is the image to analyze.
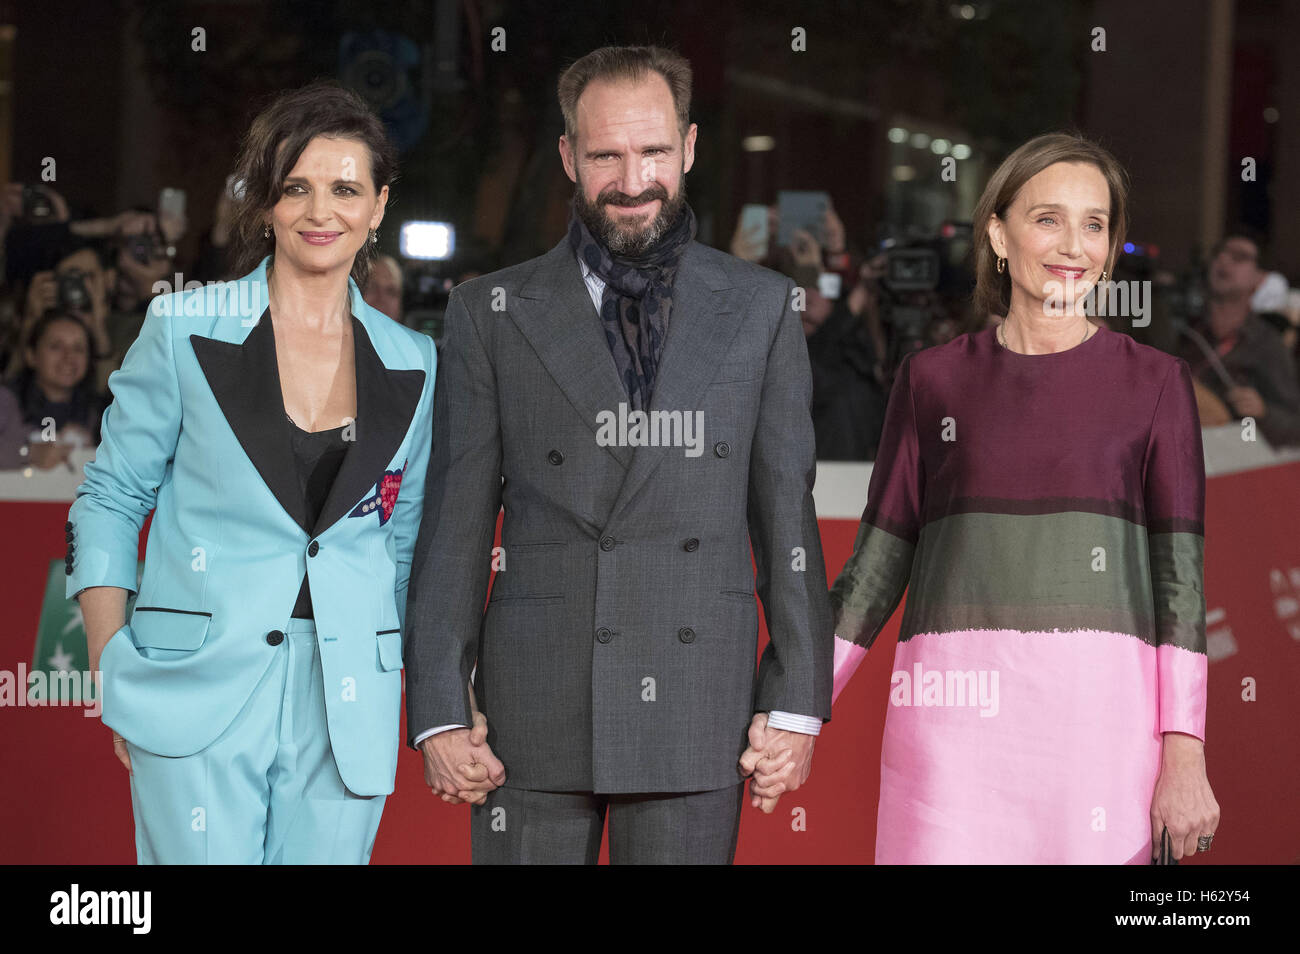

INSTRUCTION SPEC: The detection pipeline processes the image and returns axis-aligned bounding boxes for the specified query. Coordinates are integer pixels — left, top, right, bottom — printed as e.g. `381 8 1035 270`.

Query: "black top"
288 416 350 618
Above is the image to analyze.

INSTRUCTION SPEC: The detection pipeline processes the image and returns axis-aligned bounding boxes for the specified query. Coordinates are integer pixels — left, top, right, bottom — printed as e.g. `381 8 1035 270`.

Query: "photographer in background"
776 225 886 460
11 210 179 393
102 208 182 376
3 185 181 382
15 244 113 386
730 197 862 290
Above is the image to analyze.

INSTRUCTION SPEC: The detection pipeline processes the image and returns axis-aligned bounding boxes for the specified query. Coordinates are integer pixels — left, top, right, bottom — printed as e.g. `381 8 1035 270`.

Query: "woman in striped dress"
825 133 1220 863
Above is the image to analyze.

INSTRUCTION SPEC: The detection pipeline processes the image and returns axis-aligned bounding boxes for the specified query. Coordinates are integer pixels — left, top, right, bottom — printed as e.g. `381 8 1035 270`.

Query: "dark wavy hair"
11 310 103 431
227 80 398 288
972 132 1130 320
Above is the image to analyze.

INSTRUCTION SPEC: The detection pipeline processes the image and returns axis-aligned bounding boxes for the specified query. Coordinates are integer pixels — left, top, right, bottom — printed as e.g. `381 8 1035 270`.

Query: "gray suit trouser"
470 783 745 864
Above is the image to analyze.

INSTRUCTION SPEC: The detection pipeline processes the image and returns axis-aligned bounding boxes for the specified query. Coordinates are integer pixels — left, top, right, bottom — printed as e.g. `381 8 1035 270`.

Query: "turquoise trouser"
124 617 387 864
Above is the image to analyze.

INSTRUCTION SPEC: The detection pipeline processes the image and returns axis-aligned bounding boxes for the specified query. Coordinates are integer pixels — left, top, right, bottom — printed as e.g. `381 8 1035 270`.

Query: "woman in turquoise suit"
65 81 436 864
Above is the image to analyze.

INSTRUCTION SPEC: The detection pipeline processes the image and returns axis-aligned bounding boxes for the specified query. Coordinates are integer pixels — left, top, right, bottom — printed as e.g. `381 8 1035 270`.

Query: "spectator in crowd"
192 179 238 283
1252 275 1300 371
363 253 403 322
3 193 176 391
776 227 886 460
99 210 180 380
11 244 114 388
1176 226 1300 447
731 198 886 459
0 378 25 468
0 310 105 469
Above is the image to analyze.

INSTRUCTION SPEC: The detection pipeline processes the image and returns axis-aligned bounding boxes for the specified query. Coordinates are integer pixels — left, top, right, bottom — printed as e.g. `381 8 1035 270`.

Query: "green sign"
28 559 142 704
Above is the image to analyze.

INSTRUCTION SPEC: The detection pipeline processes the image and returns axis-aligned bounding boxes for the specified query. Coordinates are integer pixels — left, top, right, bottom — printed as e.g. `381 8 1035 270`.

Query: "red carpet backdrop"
3 445 1297 864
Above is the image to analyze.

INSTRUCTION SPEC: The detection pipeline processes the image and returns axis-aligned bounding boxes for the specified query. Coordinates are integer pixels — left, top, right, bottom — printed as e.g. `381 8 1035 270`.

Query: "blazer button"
595 627 613 644
714 441 730 458
65 521 73 532
678 627 696 644
599 535 615 551
64 563 73 576
684 538 699 552
307 540 320 557
547 449 565 465
266 630 285 646
65 529 74 541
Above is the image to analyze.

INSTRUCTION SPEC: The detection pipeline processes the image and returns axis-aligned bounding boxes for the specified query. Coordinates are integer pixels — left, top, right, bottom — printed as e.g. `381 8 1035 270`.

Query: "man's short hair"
1219 223 1271 271
557 45 692 143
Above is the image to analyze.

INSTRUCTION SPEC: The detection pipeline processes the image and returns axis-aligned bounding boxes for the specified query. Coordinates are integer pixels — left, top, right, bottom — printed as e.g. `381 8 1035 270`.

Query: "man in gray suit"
403 44 832 864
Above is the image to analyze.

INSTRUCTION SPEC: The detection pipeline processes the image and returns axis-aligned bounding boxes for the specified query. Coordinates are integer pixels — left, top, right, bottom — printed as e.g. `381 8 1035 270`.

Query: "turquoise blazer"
65 254 436 796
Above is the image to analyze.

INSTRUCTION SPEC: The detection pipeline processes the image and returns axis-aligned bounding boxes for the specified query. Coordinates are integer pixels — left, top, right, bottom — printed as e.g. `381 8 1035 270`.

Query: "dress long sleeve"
827 350 923 701
1142 358 1208 740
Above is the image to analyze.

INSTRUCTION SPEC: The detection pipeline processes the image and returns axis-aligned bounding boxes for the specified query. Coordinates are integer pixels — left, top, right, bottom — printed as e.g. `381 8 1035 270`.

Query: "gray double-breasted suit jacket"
404 236 832 793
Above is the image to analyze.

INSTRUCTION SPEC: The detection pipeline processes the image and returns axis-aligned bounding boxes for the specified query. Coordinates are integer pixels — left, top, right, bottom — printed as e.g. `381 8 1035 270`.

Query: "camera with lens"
55 268 92 313
20 184 55 222
125 230 168 266
403 267 452 343
872 224 972 373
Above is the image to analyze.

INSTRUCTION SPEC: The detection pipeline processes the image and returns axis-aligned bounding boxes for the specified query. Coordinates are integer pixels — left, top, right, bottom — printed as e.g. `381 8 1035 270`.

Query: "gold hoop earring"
996 256 1006 274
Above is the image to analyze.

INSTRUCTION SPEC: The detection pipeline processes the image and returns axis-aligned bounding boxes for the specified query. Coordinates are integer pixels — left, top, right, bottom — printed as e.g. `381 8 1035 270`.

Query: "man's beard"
574 170 687 256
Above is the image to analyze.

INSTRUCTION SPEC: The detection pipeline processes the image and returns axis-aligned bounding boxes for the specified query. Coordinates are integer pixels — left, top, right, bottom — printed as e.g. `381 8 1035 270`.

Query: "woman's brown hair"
227 80 398 289
972 132 1130 320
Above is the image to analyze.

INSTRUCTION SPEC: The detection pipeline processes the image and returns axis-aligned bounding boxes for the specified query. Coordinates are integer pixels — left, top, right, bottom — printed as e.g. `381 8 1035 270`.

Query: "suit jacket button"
595 627 613 644
266 630 285 646
714 441 730 458
678 627 696 644
307 540 320 557
599 535 615 551
547 449 565 465
684 538 699 552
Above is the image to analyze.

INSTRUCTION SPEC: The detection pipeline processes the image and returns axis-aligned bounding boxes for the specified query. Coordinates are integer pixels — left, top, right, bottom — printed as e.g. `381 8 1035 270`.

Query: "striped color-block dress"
829 323 1207 864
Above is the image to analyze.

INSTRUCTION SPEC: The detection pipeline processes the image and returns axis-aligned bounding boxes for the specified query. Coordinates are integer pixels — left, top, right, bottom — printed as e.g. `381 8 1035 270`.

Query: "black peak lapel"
191 307 425 538
191 307 309 534
314 314 424 533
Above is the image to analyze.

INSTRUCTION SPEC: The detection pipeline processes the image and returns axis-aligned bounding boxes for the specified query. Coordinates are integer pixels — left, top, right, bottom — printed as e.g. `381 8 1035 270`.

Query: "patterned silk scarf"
567 198 698 411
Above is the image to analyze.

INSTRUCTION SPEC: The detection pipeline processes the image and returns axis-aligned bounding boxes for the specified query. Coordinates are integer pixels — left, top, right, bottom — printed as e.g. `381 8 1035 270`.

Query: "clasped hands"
738 712 815 813
423 707 812 811
419 687 506 805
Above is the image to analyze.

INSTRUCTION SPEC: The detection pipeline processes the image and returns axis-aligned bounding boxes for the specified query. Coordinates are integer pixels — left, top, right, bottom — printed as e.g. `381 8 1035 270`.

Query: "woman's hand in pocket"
111 733 132 773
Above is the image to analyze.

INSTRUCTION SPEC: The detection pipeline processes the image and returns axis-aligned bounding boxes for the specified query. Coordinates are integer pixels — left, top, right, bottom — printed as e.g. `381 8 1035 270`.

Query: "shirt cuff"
413 724 469 747
766 710 822 736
